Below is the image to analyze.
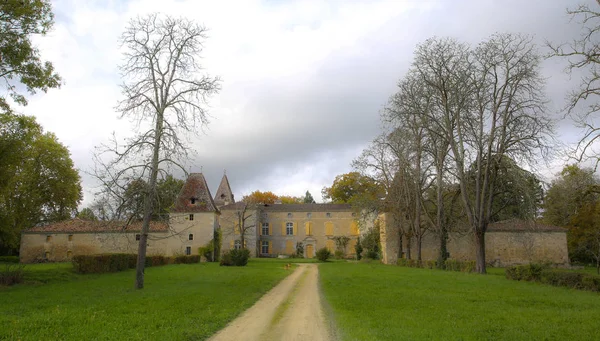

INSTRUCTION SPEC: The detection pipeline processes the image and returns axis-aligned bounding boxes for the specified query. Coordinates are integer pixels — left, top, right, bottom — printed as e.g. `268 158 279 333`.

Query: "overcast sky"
19 0 593 207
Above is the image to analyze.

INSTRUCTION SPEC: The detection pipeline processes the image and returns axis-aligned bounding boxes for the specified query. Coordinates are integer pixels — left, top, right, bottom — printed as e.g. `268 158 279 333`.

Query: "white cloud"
18 0 589 208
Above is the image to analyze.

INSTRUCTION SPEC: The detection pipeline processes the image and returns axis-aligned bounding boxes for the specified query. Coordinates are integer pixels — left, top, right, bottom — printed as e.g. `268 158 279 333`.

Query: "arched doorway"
305 244 314 259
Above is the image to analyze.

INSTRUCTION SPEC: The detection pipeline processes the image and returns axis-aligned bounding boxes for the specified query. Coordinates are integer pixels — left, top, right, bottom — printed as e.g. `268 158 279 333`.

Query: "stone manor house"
19 173 570 266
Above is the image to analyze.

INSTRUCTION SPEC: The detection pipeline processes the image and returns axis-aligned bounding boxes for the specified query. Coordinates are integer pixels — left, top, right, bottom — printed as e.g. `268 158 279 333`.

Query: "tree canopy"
0 0 61 113
321 172 384 205
0 112 81 253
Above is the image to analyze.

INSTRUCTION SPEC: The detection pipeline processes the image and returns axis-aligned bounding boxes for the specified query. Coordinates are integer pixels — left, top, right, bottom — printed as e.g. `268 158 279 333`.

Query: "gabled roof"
214 174 235 207
23 219 169 233
172 173 218 213
488 219 567 232
262 203 352 212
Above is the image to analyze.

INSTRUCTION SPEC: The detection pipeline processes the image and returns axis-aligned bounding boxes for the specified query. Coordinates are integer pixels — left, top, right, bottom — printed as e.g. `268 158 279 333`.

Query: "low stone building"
20 173 220 263
379 215 570 267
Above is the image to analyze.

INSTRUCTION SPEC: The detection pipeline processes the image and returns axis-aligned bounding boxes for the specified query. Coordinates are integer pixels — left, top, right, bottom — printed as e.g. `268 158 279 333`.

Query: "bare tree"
548 1 600 166
221 201 257 251
94 14 220 289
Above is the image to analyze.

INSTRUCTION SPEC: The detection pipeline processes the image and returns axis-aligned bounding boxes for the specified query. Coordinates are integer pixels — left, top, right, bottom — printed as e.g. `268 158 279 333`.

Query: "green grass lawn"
1 260 291 340
319 262 600 341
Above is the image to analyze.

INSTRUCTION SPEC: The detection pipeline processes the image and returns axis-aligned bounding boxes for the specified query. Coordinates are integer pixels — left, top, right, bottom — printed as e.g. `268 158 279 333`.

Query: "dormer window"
191 198 197 204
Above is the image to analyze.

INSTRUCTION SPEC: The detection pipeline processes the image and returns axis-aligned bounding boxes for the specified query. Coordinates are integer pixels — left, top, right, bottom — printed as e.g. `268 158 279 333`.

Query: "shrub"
355 237 363 260
295 242 304 258
505 265 600 292
316 247 331 262
397 258 475 273
145 255 170 267
0 264 25 286
334 250 344 260
174 255 201 264
362 225 380 259
72 253 137 274
198 240 215 262
220 249 250 266
505 264 546 281
0 256 19 263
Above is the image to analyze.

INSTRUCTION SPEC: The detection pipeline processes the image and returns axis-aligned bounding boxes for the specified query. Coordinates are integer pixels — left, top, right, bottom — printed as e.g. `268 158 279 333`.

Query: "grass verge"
1 260 290 340
319 262 600 341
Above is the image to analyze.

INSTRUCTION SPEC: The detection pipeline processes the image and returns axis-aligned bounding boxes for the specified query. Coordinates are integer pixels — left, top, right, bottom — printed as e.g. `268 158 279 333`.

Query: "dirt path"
208 263 332 341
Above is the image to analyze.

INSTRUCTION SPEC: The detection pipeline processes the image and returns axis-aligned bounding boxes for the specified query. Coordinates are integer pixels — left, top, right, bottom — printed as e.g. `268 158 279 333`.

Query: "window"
326 212 331 218
287 212 292 218
305 222 313 236
191 198 196 204
68 234 73 241
286 222 294 235
261 241 269 254
262 223 269 236
307 212 312 218
45 251 50 259
325 222 334 236
188 233 194 241
185 246 191 255
67 250 72 258
262 212 268 219
135 234 141 241
234 240 242 250
46 235 52 242
189 214 194 221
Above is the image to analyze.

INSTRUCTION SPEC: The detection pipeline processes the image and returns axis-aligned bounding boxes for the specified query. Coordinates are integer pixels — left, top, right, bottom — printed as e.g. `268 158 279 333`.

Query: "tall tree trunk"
415 134 422 261
436 160 447 268
406 235 412 260
474 228 486 274
398 228 403 260
135 110 163 289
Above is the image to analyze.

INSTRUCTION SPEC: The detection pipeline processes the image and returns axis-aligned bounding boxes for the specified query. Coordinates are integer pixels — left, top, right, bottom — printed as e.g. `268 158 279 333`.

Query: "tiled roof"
488 219 566 232
172 173 218 213
262 203 352 212
24 219 169 233
219 202 249 210
214 174 235 207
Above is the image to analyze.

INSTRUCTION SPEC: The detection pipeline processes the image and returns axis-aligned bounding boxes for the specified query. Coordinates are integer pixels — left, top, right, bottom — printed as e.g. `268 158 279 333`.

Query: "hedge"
72 254 176 274
505 264 600 292
0 256 19 263
397 258 476 273
173 255 201 264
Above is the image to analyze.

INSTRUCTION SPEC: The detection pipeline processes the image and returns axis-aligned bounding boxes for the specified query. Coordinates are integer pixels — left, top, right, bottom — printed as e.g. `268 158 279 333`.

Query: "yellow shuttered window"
285 240 294 254
326 239 335 252
325 222 334 236
281 222 286 235
351 221 359 236
349 239 357 253
268 241 272 254
305 222 312 236
230 240 234 249
293 222 297 235
234 223 240 235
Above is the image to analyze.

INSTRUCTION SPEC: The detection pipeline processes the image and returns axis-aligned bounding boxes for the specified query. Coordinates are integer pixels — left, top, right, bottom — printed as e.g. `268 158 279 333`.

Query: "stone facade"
220 203 360 258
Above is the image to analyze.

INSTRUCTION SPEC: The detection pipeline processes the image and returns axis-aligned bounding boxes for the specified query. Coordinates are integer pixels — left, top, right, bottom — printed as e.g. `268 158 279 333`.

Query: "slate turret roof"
213 173 235 207
172 173 218 213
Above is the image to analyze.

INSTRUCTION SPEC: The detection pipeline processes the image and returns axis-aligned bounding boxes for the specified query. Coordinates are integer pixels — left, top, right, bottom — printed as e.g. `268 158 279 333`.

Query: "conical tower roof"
214 173 235 207
172 173 218 212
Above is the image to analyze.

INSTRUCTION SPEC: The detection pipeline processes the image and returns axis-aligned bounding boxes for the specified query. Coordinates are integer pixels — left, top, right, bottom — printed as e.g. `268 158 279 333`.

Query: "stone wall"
380 214 570 266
